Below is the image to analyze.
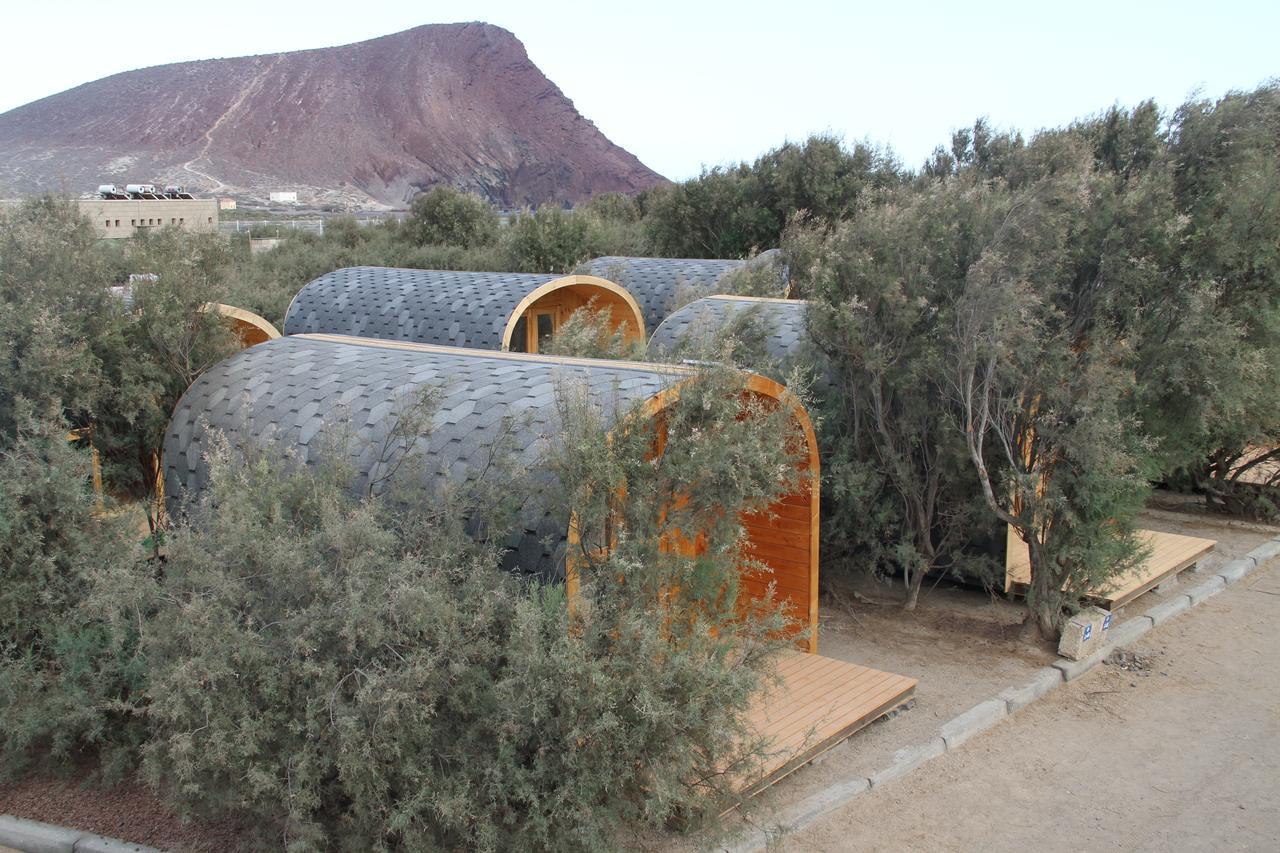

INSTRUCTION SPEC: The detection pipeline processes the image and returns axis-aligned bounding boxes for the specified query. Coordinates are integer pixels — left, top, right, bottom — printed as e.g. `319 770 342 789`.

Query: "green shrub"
128 365 800 850
792 181 998 608
0 415 146 776
541 298 646 361
0 199 237 513
407 186 499 248
716 250 790 298
643 135 901 258
501 206 617 273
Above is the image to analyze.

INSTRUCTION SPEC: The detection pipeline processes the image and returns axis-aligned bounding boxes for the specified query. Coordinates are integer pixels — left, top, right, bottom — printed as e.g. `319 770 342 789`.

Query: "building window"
131 219 136 226
509 316 528 352
535 311 556 351
179 217 184 224
207 217 213 224
104 219 111 228
170 218 176 224
114 219 120 227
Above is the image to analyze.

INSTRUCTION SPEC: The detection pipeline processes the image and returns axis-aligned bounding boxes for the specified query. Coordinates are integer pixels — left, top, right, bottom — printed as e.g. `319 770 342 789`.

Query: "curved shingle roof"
163 334 684 580
577 257 744 330
649 296 809 365
282 266 641 351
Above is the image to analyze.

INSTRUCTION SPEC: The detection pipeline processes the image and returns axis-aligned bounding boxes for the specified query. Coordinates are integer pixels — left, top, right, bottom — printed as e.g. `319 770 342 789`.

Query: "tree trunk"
904 571 923 611
1025 535 1060 642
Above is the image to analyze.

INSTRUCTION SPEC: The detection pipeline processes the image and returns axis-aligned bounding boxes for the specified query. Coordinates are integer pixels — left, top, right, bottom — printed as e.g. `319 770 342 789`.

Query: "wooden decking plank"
739 654 916 797
761 675 908 750
1093 533 1215 609
751 667 897 734
1004 525 1217 610
745 654 832 709
737 651 917 797
764 687 915 766
752 655 896 717
747 658 891 731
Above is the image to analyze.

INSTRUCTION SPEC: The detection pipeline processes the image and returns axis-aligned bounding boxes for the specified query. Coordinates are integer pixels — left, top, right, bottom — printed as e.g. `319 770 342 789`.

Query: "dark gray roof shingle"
163 335 682 580
578 256 746 330
648 296 809 365
283 266 567 350
579 251 788 330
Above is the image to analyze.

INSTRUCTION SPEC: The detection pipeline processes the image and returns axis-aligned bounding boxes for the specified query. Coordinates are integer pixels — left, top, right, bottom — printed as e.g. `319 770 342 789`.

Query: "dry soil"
780 550 1280 851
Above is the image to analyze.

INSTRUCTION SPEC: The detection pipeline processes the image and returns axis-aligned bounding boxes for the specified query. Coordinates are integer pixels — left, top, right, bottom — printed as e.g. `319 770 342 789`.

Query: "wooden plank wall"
742 489 815 651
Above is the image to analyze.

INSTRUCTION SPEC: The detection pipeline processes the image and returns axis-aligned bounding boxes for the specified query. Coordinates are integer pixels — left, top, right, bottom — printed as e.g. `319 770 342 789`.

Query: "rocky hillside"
0 23 666 208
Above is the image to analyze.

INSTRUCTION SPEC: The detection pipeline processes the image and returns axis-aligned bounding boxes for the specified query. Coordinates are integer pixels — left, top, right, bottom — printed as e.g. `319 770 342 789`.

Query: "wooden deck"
1230 445 1279 487
1005 525 1217 610
739 651 917 797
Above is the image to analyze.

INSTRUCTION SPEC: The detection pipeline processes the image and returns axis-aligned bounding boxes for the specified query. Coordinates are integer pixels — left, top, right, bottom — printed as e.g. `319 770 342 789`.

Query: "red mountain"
0 23 666 208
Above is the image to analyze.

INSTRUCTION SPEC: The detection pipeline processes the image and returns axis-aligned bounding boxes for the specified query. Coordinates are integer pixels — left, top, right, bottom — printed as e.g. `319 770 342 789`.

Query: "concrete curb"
0 816 159 853
730 535 1280 852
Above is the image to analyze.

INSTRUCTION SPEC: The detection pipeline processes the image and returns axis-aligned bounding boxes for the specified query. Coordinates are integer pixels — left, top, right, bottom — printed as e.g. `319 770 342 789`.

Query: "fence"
219 216 407 237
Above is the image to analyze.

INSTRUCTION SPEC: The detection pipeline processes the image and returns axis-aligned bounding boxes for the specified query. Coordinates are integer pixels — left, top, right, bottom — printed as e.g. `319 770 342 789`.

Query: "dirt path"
181 55 281 191
783 557 1280 852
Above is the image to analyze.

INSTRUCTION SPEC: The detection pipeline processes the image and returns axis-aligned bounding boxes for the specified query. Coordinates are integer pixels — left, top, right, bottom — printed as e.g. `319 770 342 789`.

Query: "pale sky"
3 0 1276 180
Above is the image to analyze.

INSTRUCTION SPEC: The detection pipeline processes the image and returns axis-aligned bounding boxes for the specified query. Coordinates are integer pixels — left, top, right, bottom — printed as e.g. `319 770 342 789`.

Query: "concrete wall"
78 198 219 239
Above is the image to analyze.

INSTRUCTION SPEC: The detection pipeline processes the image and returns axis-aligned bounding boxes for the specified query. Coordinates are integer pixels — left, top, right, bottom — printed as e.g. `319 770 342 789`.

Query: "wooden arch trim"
499 274 646 351
568 371 821 654
203 302 282 347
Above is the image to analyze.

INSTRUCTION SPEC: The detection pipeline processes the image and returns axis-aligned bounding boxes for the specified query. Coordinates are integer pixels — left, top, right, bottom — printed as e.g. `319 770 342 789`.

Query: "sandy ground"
781 553 1280 852
704 511 1273 836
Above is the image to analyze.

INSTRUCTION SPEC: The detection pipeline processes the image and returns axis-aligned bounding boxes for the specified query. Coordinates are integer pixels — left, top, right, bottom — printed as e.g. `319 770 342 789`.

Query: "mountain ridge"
0 22 667 208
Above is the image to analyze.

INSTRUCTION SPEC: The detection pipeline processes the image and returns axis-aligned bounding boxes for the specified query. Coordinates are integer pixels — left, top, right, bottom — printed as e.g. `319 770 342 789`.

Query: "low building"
78 198 219 239
268 191 298 204
218 197 237 210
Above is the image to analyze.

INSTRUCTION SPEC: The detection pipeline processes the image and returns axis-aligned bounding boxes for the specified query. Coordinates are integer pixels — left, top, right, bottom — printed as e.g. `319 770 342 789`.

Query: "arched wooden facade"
579 251 790 331
162 333 820 650
204 302 281 347
282 266 644 354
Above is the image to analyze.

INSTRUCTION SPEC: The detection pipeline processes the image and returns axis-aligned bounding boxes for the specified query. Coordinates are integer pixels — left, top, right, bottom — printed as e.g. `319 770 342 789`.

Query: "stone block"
868 737 946 788
1185 575 1227 605
1248 539 1280 566
0 816 85 853
1058 606 1111 660
1146 594 1192 625
997 667 1065 713
1105 614 1153 648
940 699 1007 749
1217 556 1257 584
1052 647 1109 682
74 836 161 853
780 775 872 829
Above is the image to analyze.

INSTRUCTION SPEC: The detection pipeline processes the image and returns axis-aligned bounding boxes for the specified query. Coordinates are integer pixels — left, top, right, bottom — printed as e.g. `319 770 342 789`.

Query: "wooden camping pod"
161 334 821 648
282 266 645 354
578 251 790 332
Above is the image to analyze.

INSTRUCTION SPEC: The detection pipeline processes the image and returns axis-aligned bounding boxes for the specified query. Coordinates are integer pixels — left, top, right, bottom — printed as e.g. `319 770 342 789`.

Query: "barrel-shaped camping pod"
648 295 809 367
162 333 821 650
283 266 645 354
578 251 790 331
